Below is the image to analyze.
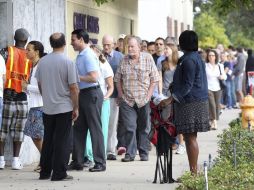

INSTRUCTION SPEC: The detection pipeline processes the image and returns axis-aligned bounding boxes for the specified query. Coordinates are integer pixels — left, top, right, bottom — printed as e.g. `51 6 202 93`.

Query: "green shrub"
176 118 254 190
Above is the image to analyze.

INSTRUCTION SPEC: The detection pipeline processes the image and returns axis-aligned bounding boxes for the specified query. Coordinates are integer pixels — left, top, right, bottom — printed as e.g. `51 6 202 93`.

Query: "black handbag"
218 65 227 89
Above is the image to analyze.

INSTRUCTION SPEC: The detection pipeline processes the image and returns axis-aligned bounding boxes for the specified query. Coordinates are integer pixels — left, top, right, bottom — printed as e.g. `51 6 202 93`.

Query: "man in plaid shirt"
114 36 159 162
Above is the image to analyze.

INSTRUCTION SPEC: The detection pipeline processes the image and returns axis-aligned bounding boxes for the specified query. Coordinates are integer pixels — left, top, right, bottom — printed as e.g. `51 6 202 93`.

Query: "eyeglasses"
155 43 164 46
208 54 215 57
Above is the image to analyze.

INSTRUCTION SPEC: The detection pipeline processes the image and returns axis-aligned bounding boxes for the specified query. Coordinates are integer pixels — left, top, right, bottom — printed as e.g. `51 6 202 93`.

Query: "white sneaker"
0 160 5 169
176 144 186 155
12 159 23 170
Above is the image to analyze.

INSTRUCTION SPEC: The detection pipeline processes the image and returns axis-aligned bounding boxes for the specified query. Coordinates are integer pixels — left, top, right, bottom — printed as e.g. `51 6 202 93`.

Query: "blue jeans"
226 80 236 107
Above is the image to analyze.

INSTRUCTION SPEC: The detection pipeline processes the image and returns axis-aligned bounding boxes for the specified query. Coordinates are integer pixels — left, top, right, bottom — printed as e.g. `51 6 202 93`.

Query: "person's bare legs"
178 134 185 145
32 138 43 153
183 132 198 175
13 142 22 157
0 141 4 156
33 138 43 171
236 90 244 103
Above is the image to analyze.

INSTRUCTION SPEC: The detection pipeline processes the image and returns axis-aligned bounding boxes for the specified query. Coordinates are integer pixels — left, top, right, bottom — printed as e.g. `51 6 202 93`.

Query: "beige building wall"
138 0 193 42
66 0 138 59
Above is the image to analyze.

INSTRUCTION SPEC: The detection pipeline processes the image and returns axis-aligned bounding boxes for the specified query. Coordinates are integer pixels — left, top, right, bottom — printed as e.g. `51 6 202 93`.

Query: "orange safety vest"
5 46 32 93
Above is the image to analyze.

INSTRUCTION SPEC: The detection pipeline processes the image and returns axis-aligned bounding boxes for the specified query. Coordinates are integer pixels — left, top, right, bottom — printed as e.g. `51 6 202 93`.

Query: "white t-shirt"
0 55 6 98
206 63 227 91
27 65 43 108
98 60 114 96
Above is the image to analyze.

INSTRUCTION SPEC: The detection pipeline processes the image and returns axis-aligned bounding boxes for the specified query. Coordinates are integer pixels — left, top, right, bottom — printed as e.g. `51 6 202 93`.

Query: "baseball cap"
14 28 30 41
118 34 126 39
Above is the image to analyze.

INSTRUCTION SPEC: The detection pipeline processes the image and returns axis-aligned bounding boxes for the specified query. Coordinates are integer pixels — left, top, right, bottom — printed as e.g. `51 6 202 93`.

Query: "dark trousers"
40 111 72 179
119 101 150 158
116 110 126 148
72 88 105 166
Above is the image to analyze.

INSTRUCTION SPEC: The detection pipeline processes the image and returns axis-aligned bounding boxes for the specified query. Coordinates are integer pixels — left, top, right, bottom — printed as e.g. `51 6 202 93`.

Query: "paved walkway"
0 108 240 190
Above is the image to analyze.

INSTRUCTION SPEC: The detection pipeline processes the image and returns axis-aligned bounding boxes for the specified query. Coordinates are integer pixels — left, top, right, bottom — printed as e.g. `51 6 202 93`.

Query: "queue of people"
0 28 251 181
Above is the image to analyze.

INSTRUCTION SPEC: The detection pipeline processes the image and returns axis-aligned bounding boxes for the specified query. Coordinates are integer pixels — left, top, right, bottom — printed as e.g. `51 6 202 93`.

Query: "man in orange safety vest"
0 28 32 170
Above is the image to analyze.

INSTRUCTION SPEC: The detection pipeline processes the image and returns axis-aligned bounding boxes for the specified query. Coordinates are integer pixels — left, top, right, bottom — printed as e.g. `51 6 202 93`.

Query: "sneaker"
107 153 117 160
140 155 149 161
67 161 83 171
0 160 5 169
12 159 23 170
83 159 94 168
121 155 134 162
89 164 106 172
33 165 41 173
117 147 126 155
176 144 186 155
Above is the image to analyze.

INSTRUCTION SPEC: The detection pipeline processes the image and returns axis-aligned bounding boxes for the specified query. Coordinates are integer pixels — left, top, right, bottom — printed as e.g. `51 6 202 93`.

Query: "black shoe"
51 175 73 181
121 155 134 162
83 159 94 168
107 154 117 160
39 174 51 180
140 155 149 161
67 162 83 171
89 164 106 172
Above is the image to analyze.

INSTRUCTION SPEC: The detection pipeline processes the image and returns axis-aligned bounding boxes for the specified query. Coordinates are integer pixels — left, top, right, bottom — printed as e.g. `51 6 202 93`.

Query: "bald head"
50 32 66 49
102 34 114 54
102 34 114 44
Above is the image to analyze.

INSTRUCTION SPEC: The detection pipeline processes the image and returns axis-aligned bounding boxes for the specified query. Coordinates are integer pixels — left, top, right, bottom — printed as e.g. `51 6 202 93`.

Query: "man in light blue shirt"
75 46 99 89
68 29 106 172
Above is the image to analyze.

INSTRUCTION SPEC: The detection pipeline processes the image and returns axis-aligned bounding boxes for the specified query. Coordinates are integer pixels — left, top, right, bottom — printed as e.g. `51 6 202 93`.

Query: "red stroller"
149 101 177 184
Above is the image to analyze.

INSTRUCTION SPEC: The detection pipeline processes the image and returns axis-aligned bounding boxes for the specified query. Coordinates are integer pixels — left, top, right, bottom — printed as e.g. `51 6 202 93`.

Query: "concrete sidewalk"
0 108 240 190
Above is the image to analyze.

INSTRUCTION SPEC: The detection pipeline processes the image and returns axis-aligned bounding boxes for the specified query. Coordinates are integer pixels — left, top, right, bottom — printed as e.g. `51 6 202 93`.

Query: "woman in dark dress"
159 30 210 175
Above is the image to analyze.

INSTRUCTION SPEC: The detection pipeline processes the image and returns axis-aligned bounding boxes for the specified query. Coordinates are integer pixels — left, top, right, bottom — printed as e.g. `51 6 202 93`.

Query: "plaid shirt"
114 52 159 108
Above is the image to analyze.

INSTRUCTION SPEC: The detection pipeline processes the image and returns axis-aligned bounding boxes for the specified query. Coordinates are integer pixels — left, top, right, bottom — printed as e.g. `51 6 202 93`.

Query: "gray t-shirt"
35 52 79 115
157 62 175 96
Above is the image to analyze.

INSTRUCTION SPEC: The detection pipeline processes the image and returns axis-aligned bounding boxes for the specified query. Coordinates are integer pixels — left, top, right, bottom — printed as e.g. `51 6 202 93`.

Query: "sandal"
34 165 41 173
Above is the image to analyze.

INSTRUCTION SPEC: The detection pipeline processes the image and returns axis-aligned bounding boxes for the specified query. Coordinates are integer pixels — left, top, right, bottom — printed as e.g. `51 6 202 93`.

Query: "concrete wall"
0 0 12 49
12 0 66 53
66 0 138 59
138 0 193 42
0 1 8 49
0 0 66 165
0 0 65 52
0 0 137 56
0 0 137 165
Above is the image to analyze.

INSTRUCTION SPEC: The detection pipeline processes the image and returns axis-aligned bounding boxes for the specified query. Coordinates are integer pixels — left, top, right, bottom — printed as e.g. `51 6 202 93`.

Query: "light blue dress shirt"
76 47 100 89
